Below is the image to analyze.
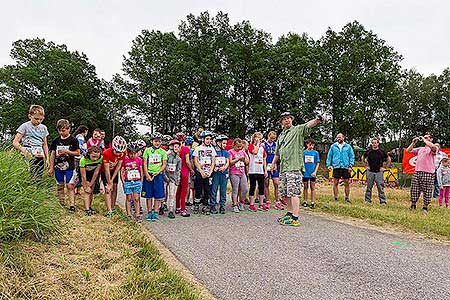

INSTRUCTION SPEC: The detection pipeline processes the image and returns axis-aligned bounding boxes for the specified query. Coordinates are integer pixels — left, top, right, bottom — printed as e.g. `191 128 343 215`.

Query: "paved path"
118 187 450 299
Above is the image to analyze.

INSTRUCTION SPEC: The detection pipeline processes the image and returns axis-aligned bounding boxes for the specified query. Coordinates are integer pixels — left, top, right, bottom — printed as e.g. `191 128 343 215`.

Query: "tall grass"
0 150 60 242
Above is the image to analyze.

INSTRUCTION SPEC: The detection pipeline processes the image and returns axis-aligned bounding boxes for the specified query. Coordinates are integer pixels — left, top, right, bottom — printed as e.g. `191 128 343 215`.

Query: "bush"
0 150 60 242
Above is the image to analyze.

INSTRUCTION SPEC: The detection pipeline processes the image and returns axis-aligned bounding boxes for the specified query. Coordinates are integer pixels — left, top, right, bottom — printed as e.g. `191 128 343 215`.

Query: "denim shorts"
123 180 143 195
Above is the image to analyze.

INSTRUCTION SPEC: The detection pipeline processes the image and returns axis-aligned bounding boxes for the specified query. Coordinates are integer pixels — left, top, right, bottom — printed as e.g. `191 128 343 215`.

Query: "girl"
121 143 144 222
437 157 450 207
247 132 267 212
165 140 182 218
79 146 102 216
228 138 249 213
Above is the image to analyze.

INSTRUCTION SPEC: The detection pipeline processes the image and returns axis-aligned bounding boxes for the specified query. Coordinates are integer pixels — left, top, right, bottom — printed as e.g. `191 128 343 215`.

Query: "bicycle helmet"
127 142 140 153
163 134 172 143
215 134 228 142
151 132 163 140
199 130 213 138
185 136 194 146
112 136 127 153
175 132 186 142
169 139 181 146
135 139 147 150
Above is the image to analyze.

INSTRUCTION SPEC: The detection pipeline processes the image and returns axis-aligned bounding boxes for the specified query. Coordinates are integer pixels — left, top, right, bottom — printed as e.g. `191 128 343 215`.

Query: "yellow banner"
328 167 398 182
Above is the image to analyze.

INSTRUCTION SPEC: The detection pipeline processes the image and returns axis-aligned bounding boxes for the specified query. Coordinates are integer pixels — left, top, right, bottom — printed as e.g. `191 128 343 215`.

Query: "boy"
79 146 102 216
142 132 167 221
211 134 230 214
13 105 49 179
164 140 182 219
102 136 127 217
121 142 144 223
303 139 320 209
264 131 284 210
192 130 217 214
48 119 80 210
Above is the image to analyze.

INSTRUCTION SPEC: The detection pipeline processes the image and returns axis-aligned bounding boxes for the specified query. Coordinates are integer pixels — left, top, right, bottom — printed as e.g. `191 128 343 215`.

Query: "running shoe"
302 201 308 207
175 209 181 214
219 206 225 214
265 201 271 210
84 209 92 216
258 205 268 211
168 211 175 219
280 198 288 206
106 210 114 218
89 207 97 214
277 214 291 223
158 208 164 215
345 198 351 203
238 201 245 211
181 210 190 217
410 204 416 210
233 205 240 213
69 206 76 212
136 215 142 223
210 207 218 214
152 214 159 221
280 217 300 227
274 201 284 210
146 211 153 221
310 202 315 209
248 205 257 212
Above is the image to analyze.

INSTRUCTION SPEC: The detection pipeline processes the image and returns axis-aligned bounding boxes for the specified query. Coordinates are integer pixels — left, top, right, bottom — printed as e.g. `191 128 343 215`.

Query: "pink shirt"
412 147 436 174
122 156 143 181
228 149 248 175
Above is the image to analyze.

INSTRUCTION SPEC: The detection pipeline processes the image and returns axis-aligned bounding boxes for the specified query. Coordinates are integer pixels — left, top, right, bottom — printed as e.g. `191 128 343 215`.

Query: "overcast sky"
2 0 449 80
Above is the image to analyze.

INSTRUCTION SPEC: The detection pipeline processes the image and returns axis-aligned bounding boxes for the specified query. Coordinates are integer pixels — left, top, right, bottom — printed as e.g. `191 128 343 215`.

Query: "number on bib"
127 169 140 180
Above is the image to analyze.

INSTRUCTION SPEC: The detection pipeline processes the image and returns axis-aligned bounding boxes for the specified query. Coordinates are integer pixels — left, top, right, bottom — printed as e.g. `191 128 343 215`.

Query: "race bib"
235 161 245 168
127 169 140 180
305 155 315 164
200 156 212 166
167 163 176 172
56 145 70 156
30 146 44 158
149 154 161 165
267 163 272 170
255 156 264 165
216 157 226 167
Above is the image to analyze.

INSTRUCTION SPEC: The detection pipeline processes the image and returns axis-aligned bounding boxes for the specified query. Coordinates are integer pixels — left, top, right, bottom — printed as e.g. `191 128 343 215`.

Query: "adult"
433 143 448 198
326 133 355 203
264 131 284 210
406 134 438 212
361 137 391 205
270 112 322 227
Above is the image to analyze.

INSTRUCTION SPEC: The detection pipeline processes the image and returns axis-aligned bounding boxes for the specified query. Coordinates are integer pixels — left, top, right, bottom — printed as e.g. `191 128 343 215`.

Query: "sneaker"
146 211 154 221
89 207 97 214
248 205 257 212
175 209 181 214
210 207 218 214
274 201 284 210
238 201 245 211
106 210 114 218
422 207 428 215
265 202 271 210
158 209 164 216
280 217 300 227
84 209 92 216
345 198 351 203
258 205 268 211
69 206 76 212
152 214 159 221
310 202 315 209
334 197 338 202
219 206 225 214
168 211 175 219
193 204 200 214
302 201 308 207
181 210 191 217
136 215 142 223
410 204 417 210
277 214 291 223
233 205 240 213
163 204 168 212
280 198 287 206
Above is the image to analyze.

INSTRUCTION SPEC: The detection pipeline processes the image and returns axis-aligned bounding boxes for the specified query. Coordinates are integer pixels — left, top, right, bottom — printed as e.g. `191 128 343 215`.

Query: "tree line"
0 11 448 148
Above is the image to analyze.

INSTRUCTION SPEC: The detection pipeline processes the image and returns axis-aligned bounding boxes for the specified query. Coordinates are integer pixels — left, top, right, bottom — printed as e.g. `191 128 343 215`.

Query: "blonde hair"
29 105 44 116
56 119 71 130
251 132 263 144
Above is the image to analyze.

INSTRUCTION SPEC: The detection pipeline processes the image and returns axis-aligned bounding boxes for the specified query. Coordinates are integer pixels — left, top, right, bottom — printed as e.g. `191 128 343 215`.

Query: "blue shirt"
264 141 277 164
303 149 320 178
214 148 230 174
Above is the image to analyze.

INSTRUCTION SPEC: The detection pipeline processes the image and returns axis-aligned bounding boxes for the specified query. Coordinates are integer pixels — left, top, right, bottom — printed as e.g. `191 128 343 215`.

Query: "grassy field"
0 198 208 300
302 180 450 239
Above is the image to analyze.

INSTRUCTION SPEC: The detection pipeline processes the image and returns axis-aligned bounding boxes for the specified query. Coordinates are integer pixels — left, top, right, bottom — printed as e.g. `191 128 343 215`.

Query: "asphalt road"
118 186 450 300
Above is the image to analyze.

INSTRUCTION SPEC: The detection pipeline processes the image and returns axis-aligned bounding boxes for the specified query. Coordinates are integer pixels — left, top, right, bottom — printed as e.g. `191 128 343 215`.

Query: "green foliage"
0 150 60 242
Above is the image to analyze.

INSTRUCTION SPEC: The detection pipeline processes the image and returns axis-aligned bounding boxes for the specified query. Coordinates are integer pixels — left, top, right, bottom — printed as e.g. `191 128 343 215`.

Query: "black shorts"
302 177 316 182
101 171 119 186
332 168 351 179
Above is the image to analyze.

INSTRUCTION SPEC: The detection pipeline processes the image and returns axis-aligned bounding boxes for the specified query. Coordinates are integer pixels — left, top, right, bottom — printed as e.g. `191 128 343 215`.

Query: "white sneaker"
233 205 240 213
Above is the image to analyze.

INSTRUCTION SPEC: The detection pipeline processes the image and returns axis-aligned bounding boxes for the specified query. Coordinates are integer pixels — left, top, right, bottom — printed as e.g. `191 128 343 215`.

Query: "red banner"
402 148 450 174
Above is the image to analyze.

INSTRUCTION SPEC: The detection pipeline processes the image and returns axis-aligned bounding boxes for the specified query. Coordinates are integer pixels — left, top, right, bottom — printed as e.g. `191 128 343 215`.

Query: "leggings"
176 173 189 211
230 173 248 198
249 174 265 196
194 170 211 206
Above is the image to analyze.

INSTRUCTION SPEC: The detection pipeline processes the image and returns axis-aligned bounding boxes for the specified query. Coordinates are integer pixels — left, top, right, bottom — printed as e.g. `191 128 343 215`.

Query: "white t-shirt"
192 145 217 173
248 145 265 174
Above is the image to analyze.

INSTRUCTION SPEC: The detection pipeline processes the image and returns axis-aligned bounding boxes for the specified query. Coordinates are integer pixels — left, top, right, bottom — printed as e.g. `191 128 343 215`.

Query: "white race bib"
127 169 140 180
255 156 264 165
267 163 272 170
216 157 226 167
149 154 161 165
30 146 44 158
235 161 245 168
167 163 176 172
56 145 70 156
305 155 314 164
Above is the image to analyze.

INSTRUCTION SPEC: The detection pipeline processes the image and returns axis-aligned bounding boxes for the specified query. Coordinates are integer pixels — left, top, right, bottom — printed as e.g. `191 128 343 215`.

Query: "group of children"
13 105 325 223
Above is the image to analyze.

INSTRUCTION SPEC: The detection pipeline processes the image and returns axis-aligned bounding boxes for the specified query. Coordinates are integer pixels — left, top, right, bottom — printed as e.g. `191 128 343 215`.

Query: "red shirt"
180 146 191 176
101 148 125 172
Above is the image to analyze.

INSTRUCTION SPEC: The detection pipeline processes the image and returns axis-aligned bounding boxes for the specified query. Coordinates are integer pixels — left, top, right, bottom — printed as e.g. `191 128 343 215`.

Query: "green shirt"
143 147 167 174
79 156 103 172
275 124 312 173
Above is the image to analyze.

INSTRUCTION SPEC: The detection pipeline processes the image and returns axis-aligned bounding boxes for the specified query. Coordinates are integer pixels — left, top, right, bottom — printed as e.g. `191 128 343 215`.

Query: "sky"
1 0 449 80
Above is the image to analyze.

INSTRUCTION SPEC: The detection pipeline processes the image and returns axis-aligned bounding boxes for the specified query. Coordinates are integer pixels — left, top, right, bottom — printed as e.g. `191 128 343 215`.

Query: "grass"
304 181 450 239
0 197 206 300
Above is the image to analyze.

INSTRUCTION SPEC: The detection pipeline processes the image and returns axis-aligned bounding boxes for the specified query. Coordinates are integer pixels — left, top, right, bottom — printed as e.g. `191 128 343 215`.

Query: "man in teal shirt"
271 112 322 227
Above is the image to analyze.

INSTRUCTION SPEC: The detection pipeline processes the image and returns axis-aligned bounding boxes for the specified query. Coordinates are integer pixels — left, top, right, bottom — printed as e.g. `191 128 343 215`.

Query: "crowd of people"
12 105 450 228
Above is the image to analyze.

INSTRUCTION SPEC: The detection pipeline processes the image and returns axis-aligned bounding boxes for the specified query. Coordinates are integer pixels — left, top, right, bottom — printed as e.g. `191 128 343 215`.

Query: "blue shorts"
55 169 77 185
142 173 165 200
123 180 143 195
267 170 279 179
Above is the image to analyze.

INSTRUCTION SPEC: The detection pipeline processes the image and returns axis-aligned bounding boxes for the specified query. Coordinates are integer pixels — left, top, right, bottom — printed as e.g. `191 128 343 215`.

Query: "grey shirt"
16 121 49 156
437 166 450 187
164 151 181 184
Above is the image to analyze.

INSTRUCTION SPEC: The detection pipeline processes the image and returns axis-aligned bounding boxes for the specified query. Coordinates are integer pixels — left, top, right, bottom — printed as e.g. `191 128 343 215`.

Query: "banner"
402 148 450 174
328 167 398 183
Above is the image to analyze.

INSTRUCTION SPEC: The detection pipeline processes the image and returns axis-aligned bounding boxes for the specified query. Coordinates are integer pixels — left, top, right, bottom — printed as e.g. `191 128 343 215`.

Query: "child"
13 105 49 179
121 142 144 222
264 131 284 210
247 132 267 212
211 134 230 214
101 136 127 217
175 135 193 217
142 132 167 221
48 119 80 210
73 125 89 194
228 138 249 213
192 130 217 214
303 139 320 209
164 140 182 219
87 128 102 149
79 146 102 216
437 157 450 207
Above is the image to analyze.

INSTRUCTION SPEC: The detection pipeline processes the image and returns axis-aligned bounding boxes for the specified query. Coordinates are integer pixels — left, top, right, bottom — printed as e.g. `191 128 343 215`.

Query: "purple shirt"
412 147 436 174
